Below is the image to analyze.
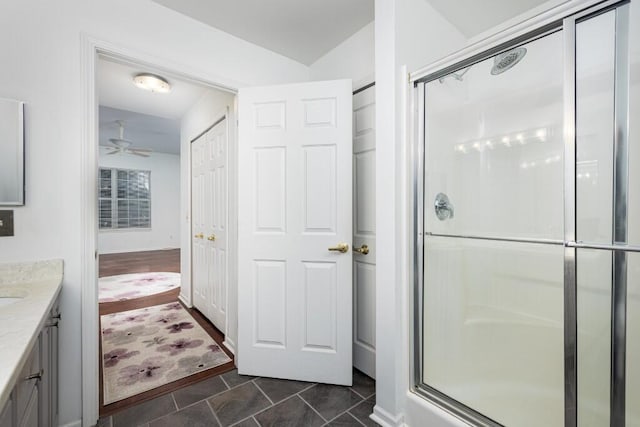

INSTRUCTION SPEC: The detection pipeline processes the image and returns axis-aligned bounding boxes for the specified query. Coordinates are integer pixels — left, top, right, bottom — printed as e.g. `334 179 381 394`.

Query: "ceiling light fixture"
133 73 171 93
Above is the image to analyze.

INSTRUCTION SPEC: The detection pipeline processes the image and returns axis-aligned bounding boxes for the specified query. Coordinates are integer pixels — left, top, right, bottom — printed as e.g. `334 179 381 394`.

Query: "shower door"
419 29 566 427
414 1 639 426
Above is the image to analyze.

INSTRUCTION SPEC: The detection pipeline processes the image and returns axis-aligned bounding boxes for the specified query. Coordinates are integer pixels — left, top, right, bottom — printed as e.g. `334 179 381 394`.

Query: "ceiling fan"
105 121 153 157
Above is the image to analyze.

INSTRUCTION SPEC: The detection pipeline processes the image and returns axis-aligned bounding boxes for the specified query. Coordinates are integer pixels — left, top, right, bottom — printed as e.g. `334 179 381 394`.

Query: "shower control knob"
434 193 454 221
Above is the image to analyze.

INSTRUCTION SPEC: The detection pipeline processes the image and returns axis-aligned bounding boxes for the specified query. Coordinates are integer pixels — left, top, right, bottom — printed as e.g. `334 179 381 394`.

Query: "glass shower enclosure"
412 1 639 426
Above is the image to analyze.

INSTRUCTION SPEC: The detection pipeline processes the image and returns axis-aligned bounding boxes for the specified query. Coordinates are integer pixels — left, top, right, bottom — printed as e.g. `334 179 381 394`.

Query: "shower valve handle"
434 193 454 221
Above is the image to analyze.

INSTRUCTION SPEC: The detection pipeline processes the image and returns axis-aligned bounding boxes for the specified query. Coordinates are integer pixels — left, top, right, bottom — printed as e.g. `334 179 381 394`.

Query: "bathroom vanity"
0 260 62 427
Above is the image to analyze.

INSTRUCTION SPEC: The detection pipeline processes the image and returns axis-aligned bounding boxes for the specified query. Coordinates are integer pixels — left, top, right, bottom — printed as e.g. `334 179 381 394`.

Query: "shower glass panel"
574 10 615 427
576 249 611 426
575 10 615 244
627 2 640 424
628 0 640 247
425 32 564 241
628 254 640 426
421 30 565 427
423 237 564 426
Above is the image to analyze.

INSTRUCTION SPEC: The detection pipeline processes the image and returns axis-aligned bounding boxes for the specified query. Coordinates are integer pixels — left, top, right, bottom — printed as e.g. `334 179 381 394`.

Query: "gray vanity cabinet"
0 396 12 427
39 302 59 427
0 299 59 427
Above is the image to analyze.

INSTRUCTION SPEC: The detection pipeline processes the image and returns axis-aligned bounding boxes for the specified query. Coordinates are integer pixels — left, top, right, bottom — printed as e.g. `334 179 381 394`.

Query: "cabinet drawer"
15 337 40 424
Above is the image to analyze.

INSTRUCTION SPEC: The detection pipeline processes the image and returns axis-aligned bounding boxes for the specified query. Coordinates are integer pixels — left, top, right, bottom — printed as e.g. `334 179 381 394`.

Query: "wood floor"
98 249 235 417
99 248 181 277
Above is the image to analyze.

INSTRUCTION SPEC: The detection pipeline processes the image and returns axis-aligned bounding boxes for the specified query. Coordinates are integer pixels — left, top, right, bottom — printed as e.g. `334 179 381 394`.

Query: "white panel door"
204 118 228 331
352 85 376 378
191 117 228 333
238 80 353 385
191 135 207 312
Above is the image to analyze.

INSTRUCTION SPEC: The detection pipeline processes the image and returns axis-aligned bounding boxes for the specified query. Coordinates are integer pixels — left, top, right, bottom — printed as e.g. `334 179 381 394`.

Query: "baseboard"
178 293 192 308
59 420 82 427
371 405 404 427
223 338 236 356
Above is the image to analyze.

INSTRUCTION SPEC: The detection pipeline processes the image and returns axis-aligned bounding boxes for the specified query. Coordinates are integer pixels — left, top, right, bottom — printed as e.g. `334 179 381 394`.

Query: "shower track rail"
424 232 640 253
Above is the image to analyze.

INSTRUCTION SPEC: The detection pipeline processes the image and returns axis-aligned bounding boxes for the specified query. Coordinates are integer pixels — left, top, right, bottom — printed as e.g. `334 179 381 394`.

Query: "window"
99 168 151 229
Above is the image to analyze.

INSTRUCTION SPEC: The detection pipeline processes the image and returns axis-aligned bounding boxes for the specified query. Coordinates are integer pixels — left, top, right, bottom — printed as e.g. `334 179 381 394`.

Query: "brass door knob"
354 244 369 255
194 233 204 239
207 234 216 241
328 243 349 253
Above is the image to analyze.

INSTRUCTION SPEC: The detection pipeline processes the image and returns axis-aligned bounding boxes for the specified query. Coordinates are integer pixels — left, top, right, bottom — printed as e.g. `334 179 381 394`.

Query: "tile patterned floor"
97 368 378 427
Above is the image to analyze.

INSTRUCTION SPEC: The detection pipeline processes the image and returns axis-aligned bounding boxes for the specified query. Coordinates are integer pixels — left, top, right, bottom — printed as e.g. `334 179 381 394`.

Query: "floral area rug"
98 272 180 303
101 302 231 404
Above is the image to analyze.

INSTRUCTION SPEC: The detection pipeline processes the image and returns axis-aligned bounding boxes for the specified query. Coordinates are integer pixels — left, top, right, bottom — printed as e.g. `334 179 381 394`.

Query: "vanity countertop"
0 259 63 410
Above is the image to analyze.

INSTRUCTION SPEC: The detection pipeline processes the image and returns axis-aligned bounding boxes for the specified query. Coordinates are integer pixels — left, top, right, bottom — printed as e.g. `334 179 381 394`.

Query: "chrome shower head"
491 47 527 75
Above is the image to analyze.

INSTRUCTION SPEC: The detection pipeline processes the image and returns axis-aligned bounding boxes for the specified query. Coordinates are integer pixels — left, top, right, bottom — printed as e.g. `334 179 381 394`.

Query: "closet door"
204 118 228 332
191 117 228 333
191 134 208 314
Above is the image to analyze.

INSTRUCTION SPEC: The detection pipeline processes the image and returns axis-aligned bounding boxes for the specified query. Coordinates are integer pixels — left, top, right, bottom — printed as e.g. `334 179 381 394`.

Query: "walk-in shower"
412 1 639 426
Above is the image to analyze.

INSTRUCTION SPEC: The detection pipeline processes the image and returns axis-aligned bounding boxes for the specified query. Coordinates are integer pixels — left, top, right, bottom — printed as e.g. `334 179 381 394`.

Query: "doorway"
94 53 237 417
83 43 378 426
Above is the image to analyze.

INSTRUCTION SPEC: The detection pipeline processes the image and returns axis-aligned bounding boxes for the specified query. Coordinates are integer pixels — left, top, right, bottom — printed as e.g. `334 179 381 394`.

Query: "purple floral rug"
101 302 231 404
98 272 180 303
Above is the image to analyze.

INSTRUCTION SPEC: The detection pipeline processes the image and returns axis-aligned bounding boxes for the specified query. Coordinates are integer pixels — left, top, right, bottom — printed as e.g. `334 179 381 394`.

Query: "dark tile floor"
97 368 378 427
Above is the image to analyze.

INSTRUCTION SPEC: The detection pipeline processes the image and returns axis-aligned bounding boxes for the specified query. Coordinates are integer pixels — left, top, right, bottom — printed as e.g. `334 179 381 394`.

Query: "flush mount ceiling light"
133 73 171 93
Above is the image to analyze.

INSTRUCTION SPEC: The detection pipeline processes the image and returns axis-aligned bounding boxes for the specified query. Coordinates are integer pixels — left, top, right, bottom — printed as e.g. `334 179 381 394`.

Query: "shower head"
490 47 527 75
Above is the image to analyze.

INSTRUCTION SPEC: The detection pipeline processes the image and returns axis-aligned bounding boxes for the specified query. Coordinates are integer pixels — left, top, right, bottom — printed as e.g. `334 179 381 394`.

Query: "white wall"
0 1 308 425
373 1 466 425
179 88 238 355
309 22 375 89
97 148 180 254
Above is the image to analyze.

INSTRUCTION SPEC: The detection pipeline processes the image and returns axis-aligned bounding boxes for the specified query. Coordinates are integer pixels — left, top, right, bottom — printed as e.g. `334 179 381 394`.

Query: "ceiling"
97 58 207 120
99 106 181 155
427 0 560 38
97 56 233 155
151 0 374 65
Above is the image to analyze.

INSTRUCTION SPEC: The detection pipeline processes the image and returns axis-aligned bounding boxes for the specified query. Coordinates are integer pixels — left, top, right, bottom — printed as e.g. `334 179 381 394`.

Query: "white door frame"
80 35 237 426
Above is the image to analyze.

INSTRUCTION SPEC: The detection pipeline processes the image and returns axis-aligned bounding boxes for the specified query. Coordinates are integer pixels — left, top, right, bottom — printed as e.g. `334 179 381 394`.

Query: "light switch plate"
0 210 14 236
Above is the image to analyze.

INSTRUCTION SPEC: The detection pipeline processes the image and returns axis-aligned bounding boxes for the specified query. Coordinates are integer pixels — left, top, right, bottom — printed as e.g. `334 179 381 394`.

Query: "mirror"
0 98 25 205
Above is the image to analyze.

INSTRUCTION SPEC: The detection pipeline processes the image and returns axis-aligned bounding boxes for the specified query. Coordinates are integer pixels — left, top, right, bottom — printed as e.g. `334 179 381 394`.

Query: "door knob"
194 233 204 239
354 244 369 255
434 193 454 221
207 234 216 241
328 243 349 253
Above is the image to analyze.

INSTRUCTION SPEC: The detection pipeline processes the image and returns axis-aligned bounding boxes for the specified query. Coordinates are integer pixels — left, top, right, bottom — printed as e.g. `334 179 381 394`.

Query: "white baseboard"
59 420 82 427
178 293 192 308
223 338 236 356
371 405 404 427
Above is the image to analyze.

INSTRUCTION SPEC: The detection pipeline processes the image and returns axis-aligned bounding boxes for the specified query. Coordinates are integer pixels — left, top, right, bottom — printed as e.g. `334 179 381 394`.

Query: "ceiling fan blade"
105 148 120 155
129 148 152 154
131 147 152 152
127 149 151 157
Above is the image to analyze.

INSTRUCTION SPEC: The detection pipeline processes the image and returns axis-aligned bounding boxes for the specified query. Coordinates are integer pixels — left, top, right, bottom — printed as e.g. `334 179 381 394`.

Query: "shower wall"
425 32 564 241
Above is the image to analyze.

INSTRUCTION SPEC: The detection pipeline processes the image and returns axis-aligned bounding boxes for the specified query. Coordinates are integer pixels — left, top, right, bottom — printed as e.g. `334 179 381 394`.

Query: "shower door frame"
409 0 629 426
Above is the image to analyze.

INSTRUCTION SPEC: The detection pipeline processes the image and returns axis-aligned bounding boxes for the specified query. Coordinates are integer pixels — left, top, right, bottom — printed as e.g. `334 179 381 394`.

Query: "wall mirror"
0 98 25 205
